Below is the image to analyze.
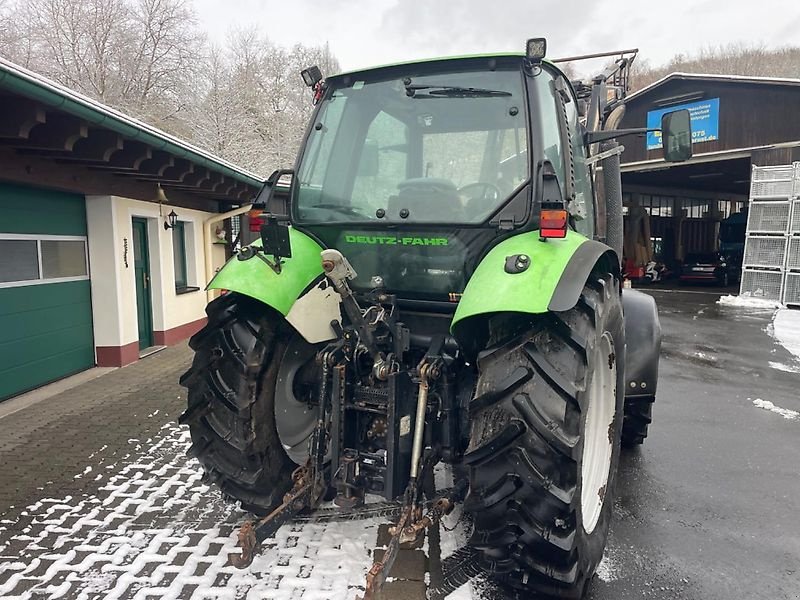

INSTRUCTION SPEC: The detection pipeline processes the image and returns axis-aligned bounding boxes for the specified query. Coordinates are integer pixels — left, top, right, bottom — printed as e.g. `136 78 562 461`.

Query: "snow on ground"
717 294 783 309
595 546 620 582
439 505 468 561
768 361 800 373
751 398 800 421
718 296 800 369
0 423 383 600
771 308 800 362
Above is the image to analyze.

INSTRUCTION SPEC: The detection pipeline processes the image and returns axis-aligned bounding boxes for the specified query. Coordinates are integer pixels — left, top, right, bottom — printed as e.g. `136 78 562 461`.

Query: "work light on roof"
526 38 547 63
300 65 322 87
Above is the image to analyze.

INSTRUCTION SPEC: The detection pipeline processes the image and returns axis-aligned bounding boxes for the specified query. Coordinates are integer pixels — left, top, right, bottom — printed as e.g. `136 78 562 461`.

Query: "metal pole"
552 49 639 63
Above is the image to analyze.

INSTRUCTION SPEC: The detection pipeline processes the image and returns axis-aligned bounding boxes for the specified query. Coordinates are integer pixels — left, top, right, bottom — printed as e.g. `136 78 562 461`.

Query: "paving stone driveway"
0 345 397 600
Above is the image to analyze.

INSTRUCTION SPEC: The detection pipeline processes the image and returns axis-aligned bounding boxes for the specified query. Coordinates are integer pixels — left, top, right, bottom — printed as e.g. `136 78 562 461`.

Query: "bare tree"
2 0 202 131
192 27 340 175
0 0 340 176
630 43 800 90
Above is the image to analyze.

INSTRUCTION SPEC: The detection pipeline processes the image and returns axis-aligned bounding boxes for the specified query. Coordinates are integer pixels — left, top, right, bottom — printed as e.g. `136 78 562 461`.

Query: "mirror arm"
585 127 658 145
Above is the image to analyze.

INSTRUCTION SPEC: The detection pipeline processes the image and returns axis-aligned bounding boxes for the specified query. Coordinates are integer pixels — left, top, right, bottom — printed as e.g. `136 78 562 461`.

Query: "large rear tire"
179 293 298 515
464 274 624 599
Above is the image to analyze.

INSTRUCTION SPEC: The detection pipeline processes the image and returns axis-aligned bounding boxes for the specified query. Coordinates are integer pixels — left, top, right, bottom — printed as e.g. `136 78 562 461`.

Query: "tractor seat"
387 178 464 222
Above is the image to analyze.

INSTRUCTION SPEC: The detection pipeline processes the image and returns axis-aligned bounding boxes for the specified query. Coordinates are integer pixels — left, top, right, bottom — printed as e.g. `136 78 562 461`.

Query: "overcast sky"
193 0 800 73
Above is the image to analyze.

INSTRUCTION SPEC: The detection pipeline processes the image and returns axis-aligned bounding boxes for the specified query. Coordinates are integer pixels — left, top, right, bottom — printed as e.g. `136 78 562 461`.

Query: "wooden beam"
118 158 194 183
87 142 153 171
45 129 124 162
161 185 220 195
202 171 225 191
0 96 46 139
0 145 220 211
162 173 249 203
218 177 240 196
135 150 175 176
236 184 257 201
17 113 88 151
175 167 211 187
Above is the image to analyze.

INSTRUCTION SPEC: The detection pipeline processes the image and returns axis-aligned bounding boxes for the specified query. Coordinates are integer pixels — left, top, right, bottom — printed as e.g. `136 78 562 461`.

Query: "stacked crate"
785 176 800 306
740 164 799 303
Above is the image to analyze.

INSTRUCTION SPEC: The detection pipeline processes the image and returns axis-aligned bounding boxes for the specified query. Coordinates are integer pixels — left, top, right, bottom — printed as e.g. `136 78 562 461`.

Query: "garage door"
0 183 94 401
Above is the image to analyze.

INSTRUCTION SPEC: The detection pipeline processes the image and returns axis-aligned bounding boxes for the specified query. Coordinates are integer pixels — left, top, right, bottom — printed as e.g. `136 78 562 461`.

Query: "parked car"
680 252 737 286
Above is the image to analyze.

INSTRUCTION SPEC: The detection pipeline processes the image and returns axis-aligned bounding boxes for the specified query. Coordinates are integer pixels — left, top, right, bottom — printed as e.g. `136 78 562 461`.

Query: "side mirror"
662 109 692 162
358 140 380 176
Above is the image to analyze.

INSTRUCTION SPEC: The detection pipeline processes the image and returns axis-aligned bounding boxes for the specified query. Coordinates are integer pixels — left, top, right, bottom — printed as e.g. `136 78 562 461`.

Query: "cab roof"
330 53 560 81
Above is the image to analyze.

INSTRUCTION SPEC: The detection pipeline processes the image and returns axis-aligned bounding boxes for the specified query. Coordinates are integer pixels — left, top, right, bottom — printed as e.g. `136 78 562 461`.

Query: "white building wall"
86 194 225 355
85 196 126 347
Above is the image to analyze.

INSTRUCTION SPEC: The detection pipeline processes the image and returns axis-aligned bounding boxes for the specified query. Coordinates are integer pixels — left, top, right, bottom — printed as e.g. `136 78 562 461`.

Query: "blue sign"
646 98 720 150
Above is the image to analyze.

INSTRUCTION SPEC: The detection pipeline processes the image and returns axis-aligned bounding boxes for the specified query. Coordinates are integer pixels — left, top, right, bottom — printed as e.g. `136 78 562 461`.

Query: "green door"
0 183 95 401
132 218 154 350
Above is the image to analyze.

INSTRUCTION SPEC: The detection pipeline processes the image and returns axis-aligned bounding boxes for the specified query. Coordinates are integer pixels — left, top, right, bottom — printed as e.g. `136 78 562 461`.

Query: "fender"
451 230 618 341
621 288 661 398
208 227 341 343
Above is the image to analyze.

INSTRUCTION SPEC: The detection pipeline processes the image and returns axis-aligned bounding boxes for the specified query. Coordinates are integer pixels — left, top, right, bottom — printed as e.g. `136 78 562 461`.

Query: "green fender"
451 230 617 338
207 227 324 315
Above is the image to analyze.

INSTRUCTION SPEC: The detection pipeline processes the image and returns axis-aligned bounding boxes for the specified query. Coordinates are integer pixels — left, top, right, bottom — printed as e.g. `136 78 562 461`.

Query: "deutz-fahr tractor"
180 39 691 599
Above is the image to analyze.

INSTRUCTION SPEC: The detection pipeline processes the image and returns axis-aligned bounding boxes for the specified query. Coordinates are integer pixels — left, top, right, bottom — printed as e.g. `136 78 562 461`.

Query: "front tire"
464 274 624 599
179 293 298 515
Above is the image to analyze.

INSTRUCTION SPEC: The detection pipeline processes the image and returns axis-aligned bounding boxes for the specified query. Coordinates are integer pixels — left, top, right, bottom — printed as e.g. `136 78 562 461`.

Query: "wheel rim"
580 332 616 534
274 335 320 465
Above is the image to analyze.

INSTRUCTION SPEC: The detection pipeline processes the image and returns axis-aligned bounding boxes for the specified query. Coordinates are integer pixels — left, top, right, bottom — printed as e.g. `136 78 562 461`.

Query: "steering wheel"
457 182 502 202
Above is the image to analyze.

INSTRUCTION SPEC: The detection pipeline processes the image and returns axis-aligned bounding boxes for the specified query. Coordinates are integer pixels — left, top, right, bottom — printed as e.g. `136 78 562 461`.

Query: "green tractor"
180 39 690 599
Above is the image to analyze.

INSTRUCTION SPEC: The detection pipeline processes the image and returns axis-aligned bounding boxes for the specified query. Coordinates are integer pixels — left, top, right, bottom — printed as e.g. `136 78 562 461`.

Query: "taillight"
248 209 265 232
540 209 568 239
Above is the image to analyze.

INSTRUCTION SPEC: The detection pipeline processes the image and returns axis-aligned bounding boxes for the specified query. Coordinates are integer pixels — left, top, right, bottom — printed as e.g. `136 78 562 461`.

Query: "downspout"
204 204 252 303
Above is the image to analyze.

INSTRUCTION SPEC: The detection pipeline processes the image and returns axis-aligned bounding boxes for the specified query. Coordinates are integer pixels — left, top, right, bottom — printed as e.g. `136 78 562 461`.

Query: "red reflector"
248 210 265 232
540 209 567 230
540 209 567 239
540 228 567 239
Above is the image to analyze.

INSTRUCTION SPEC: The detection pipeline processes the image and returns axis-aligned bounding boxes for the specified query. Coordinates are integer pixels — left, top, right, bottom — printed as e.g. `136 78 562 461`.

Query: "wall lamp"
163 210 178 230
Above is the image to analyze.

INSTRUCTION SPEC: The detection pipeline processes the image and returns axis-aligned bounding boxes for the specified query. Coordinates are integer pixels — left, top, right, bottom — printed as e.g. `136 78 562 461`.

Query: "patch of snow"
445 581 479 599
73 466 93 479
595 547 619 582
752 398 799 420
768 361 800 373
771 309 800 362
442 574 494 600
0 423 383 600
717 294 781 309
438 504 469 561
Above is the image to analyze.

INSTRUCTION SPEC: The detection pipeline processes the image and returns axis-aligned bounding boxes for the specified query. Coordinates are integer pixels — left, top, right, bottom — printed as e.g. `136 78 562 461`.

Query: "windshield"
295 66 528 224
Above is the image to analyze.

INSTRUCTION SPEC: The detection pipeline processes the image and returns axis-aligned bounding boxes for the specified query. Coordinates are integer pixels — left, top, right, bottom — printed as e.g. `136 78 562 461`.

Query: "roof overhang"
0 57 264 209
625 71 800 104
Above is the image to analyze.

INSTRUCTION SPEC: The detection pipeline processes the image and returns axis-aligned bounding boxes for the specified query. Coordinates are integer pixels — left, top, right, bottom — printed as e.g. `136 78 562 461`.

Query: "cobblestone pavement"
0 345 407 600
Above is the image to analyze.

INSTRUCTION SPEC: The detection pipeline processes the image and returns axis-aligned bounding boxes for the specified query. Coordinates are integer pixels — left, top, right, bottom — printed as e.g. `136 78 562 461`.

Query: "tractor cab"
274 54 592 301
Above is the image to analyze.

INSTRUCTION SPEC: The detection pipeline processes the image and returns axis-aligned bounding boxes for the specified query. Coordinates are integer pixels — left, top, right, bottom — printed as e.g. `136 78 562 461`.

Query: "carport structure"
618 72 800 268
0 57 263 401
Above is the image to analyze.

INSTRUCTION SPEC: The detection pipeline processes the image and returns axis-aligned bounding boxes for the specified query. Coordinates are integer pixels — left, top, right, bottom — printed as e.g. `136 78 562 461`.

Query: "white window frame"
0 233 90 289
